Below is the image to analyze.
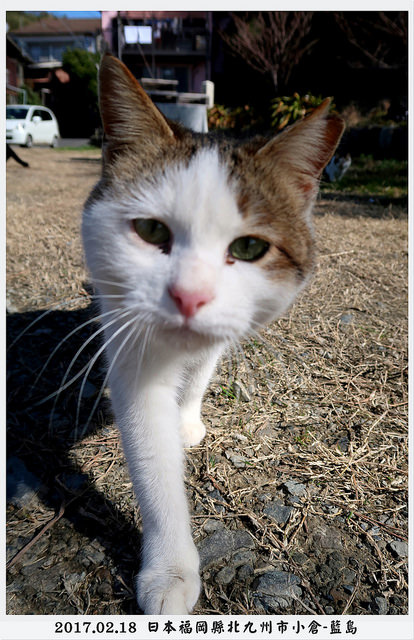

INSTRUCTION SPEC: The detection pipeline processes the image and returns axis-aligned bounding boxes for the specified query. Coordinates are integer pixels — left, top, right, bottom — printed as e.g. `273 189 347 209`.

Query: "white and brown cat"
82 54 344 614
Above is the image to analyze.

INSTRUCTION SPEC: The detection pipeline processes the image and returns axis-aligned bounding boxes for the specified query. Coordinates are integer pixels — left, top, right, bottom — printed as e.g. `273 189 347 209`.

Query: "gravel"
283 480 307 497
253 571 302 612
264 500 294 524
388 540 408 559
199 528 255 571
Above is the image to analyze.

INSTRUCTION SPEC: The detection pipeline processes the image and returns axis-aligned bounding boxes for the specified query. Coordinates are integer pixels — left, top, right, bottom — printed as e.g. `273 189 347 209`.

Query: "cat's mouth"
170 320 210 338
160 317 229 346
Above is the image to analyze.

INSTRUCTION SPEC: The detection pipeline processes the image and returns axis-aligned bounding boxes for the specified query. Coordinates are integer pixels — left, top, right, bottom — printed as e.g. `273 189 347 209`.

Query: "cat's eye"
133 218 171 249
228 236 270 262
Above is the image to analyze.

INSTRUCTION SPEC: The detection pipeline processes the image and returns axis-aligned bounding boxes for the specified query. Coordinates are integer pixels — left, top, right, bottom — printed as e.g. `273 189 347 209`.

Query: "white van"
6 105 60 148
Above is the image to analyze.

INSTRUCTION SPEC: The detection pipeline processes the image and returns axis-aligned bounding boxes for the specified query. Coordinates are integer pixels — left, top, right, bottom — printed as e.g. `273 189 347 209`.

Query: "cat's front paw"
180 420 206 447
136 566 201 614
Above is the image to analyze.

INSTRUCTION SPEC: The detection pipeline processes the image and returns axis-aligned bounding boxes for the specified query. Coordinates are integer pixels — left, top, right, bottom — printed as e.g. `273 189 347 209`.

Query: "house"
101 11 212 95
7 15 102 131
8 17 101 102
7 16 102 135
9 16 101 65
6 34 33 104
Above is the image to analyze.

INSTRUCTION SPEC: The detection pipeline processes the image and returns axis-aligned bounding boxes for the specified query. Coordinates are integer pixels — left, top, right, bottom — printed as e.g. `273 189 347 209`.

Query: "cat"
82 53 344 614
325 153 352 182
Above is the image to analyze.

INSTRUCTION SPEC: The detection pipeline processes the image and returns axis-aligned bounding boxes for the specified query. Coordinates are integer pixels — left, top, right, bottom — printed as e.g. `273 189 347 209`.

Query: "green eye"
133 218 171 247
228 236 270 261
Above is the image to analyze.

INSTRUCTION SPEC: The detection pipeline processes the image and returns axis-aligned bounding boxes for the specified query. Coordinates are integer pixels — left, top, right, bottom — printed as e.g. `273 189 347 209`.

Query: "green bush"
57 48 101 136
270 92 335 131
19 83 42 105
208 104 262 132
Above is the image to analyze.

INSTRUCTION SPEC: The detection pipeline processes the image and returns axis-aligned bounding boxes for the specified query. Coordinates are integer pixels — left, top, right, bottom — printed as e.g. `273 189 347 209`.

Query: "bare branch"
334 11 407 69
220 11 316 94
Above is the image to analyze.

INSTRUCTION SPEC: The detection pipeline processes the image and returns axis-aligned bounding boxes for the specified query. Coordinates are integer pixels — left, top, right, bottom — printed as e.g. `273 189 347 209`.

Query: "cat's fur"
82 54 344 614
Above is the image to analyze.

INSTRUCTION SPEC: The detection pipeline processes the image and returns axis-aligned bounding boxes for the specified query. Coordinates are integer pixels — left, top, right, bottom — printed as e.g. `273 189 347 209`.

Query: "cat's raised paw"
180 420 206 447
136 566 201 614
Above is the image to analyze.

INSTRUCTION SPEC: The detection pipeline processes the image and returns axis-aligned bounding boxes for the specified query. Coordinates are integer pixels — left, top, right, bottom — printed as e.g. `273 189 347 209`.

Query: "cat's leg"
179 344 225 447
108 351 200 614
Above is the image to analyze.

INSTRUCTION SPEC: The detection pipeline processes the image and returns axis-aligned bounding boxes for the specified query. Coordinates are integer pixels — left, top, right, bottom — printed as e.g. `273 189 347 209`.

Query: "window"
28 43 51 61
161 67 190 92
32 109 52 121
29 45 41 61
6 106 29 120
39 44 49 61
51 44 68 61
124 25 152 44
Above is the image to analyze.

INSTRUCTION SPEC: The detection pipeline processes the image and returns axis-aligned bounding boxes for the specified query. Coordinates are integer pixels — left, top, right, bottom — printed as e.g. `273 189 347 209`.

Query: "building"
7 15 102 135
6 34 33 104
8 16 101 103
101 11 212 94
9 16 101 66
7 15 102 131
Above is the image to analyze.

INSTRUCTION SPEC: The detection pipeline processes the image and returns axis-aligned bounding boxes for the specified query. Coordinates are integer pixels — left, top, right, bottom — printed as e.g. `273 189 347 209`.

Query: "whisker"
246 328 289 394
249 328 286 366
7 296 88 351
31 307 121 392
227 340 243 426
90 294 127 299
47 309 135 433
233 339 256 397
80 313 154 438
75 314 140 438
35 309 132 407
133 322 154 390
90 278 132 290
245 336 275 392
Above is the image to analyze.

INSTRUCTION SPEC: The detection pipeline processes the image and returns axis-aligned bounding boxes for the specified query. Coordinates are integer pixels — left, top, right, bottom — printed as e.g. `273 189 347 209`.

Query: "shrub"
19 83 42 105
270 92 335 131
208 104 262 132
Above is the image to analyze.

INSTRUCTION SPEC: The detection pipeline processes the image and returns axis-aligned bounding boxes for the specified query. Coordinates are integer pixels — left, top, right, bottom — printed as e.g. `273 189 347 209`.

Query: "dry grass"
6 147 408 615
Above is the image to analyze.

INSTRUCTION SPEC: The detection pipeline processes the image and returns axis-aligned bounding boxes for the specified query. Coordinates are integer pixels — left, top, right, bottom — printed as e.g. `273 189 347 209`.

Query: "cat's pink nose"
169 285 214 318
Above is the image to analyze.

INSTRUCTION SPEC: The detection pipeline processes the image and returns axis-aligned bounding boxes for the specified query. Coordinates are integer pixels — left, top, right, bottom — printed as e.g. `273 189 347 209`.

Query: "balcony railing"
122 24 208 56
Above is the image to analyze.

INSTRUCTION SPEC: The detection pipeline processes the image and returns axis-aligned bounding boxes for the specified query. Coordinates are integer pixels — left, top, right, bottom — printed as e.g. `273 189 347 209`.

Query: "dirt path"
6 147 408 616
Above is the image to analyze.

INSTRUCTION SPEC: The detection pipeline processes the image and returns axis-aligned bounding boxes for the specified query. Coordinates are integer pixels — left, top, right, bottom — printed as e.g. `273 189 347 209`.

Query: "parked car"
6 105 60 148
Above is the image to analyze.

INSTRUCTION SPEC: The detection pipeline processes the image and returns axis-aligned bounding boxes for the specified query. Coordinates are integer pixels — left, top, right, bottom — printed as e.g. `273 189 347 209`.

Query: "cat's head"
83 54 344 346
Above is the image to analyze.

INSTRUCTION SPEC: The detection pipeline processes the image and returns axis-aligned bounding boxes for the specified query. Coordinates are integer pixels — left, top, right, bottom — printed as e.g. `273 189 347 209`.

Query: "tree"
334 12 408 69
57 49 101 137
220 12 317 95
62 48 100 104
6 11 50 31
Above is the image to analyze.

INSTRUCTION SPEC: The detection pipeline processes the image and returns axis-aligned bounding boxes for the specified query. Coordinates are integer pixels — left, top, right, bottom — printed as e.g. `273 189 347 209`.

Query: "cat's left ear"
255 99 345 196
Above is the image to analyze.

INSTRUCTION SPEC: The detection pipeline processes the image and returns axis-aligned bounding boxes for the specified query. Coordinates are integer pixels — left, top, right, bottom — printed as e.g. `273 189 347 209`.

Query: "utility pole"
117 11 122 60
206 11 213 81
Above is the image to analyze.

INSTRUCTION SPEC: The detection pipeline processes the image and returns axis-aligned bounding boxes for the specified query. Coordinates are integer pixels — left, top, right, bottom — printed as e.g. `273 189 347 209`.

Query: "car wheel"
25 135 33 148
50 135 59 148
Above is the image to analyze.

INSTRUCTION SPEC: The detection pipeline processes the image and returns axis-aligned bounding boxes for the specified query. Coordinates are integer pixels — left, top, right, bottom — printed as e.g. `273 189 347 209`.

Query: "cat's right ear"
99 54 175 160
254 100 345 200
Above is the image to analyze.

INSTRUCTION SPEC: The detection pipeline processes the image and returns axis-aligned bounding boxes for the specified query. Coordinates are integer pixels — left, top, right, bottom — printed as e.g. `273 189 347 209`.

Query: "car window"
6 107 29 120
41 111 53 121
32 109 44 120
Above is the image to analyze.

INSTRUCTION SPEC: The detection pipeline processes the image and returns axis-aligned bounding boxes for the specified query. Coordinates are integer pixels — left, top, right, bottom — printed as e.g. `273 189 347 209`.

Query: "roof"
6 34 33 63
10 16 101 36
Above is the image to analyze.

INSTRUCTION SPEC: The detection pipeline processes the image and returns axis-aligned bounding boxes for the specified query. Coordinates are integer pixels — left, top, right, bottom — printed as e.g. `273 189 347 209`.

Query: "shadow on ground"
7 300 141 614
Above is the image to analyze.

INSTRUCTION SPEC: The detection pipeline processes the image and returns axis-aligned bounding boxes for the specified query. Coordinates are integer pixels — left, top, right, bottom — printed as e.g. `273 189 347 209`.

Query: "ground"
6 147 408 616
